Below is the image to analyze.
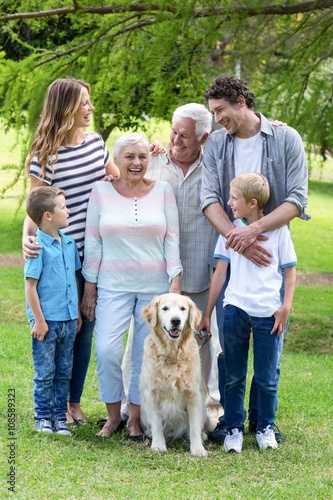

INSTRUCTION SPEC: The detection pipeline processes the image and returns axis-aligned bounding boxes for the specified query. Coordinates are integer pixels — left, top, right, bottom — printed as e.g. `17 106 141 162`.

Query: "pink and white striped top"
82 180 182 293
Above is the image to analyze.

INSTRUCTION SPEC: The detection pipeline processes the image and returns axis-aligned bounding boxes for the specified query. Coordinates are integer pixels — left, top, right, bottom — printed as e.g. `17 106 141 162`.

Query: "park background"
0 1 333 499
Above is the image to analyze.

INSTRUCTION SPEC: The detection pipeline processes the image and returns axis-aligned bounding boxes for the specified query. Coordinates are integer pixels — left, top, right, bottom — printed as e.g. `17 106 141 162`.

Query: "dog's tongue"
169 329 180 337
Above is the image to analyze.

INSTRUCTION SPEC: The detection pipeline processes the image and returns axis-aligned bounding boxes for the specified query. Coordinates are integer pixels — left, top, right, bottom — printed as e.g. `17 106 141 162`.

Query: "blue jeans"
69 270 95 403
217 270 286 425
32 320 77 421
223 305 281 433
248 329 285 425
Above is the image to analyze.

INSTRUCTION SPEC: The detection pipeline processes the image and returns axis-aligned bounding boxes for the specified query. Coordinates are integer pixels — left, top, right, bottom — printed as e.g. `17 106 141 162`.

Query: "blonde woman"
22 77 120 425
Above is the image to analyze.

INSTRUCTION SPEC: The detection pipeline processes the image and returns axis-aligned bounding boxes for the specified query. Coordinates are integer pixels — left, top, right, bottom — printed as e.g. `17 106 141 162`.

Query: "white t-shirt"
214 219 297 317
234 132 262 175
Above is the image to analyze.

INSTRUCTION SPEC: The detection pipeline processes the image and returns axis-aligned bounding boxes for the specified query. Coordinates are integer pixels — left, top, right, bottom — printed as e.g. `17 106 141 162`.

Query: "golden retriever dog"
140 293 208 457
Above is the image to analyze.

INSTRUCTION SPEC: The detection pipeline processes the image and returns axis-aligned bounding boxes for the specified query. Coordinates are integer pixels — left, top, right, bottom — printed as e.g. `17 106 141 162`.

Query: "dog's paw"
191 446 208 457
151 439 167 453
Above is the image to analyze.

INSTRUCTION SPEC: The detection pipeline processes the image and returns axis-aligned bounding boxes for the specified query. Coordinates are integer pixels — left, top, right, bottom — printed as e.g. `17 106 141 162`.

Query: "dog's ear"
188 298 202 330
142 296 159 328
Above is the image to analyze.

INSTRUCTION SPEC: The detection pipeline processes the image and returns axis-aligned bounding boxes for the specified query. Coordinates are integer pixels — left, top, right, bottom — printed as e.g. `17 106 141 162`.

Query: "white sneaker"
224 428 243 453
54 420 72 437
256 426 278 450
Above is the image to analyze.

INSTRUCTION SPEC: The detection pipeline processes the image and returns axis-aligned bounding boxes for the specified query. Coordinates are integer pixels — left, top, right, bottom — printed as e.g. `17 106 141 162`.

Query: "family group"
23 74 309 453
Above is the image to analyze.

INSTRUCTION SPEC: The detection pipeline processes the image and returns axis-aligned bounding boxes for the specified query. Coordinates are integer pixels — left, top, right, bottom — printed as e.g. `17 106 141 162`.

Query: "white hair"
172 103 212 140
113 132 150 161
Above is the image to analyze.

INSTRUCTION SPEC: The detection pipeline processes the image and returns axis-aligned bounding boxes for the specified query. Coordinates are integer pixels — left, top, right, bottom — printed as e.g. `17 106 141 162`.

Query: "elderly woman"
81 132 182 440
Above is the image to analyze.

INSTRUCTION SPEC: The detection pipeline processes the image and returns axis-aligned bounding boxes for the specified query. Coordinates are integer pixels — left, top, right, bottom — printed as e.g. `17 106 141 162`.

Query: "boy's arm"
271 265 296 337
25 278 49 341
198 258 229 336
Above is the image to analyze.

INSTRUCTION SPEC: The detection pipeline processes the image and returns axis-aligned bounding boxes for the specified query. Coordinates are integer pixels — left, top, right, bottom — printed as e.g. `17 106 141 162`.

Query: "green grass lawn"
1 125 333 499
1 271 332 499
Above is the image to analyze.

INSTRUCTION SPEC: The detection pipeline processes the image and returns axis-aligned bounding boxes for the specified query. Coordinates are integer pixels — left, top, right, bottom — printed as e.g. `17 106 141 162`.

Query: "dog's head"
142 293 201 344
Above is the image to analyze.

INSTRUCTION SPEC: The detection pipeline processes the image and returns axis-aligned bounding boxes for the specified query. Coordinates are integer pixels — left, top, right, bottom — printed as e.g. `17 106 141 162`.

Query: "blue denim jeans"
32 320 77 421
248 277 287 425
217 270 286 426
68 270 95 403
69 313 94 403
223 305 282 433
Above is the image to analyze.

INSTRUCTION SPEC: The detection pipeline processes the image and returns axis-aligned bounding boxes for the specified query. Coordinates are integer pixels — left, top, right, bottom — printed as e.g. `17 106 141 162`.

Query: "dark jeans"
68 269 95 403
223 305 281 432
216 270 286 426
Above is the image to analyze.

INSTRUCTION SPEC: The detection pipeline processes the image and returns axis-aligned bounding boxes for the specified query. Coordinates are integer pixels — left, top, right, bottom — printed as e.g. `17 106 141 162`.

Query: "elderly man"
201 75 310 445
122 103 223 429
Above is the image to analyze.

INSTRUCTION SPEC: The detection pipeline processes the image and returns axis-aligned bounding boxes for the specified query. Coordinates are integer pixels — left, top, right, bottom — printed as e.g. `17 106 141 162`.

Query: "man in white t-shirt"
201 75 309 443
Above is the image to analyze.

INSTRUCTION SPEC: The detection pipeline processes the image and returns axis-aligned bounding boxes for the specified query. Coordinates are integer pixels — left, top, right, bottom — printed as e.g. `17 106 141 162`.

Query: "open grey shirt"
200 113 310 266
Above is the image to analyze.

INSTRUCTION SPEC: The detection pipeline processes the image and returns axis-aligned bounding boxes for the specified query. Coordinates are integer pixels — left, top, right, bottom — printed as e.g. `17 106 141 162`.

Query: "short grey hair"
113 132 150 161
172 103 212 141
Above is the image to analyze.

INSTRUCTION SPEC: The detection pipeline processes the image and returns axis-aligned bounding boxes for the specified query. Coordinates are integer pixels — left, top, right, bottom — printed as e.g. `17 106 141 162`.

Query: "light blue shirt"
24 228 81 322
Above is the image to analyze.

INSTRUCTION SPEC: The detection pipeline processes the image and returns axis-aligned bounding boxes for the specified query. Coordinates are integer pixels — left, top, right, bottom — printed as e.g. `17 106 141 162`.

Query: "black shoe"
272 424 285 443
248 421 257 434
248 421 285 443
207 421 227 443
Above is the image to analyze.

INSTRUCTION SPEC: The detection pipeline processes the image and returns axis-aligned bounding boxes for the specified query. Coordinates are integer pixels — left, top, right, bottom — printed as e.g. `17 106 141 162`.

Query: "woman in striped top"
22 77 119 426
81 133 182 440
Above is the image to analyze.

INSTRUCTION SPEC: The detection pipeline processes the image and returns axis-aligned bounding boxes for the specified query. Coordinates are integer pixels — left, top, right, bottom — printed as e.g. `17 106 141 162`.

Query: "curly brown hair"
204 75 256 109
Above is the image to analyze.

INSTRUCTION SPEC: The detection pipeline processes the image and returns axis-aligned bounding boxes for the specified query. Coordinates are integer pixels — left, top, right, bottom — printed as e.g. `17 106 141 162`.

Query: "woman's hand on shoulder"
22 235 42 262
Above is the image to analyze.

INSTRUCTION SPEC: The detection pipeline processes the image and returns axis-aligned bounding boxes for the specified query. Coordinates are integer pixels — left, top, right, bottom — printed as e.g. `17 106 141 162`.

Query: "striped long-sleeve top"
29 132 110 256
82 180 183 294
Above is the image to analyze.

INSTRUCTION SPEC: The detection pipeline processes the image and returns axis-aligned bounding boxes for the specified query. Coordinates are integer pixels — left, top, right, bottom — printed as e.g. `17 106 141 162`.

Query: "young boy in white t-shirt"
199 173 297 453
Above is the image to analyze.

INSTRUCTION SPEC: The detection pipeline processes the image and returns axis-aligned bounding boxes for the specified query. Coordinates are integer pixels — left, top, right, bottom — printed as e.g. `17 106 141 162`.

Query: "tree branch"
0 1 332 23
31 15 159 69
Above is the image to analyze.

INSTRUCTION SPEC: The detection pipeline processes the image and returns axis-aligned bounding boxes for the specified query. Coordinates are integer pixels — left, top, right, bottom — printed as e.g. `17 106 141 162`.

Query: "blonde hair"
26 186 65 227
25 77 90 178
230 173 270 211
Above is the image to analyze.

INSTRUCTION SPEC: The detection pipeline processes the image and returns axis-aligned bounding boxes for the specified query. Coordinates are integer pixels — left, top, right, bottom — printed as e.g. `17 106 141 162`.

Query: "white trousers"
95 289 156 405
185 290 222 407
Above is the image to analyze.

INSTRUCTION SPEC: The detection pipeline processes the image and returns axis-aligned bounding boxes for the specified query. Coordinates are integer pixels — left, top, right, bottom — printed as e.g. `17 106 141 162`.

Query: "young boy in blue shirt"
199 173 296 452
25 186 82 436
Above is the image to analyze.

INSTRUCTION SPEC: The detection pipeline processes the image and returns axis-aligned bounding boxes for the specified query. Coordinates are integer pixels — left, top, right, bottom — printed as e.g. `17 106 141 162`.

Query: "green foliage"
0 0 332 155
